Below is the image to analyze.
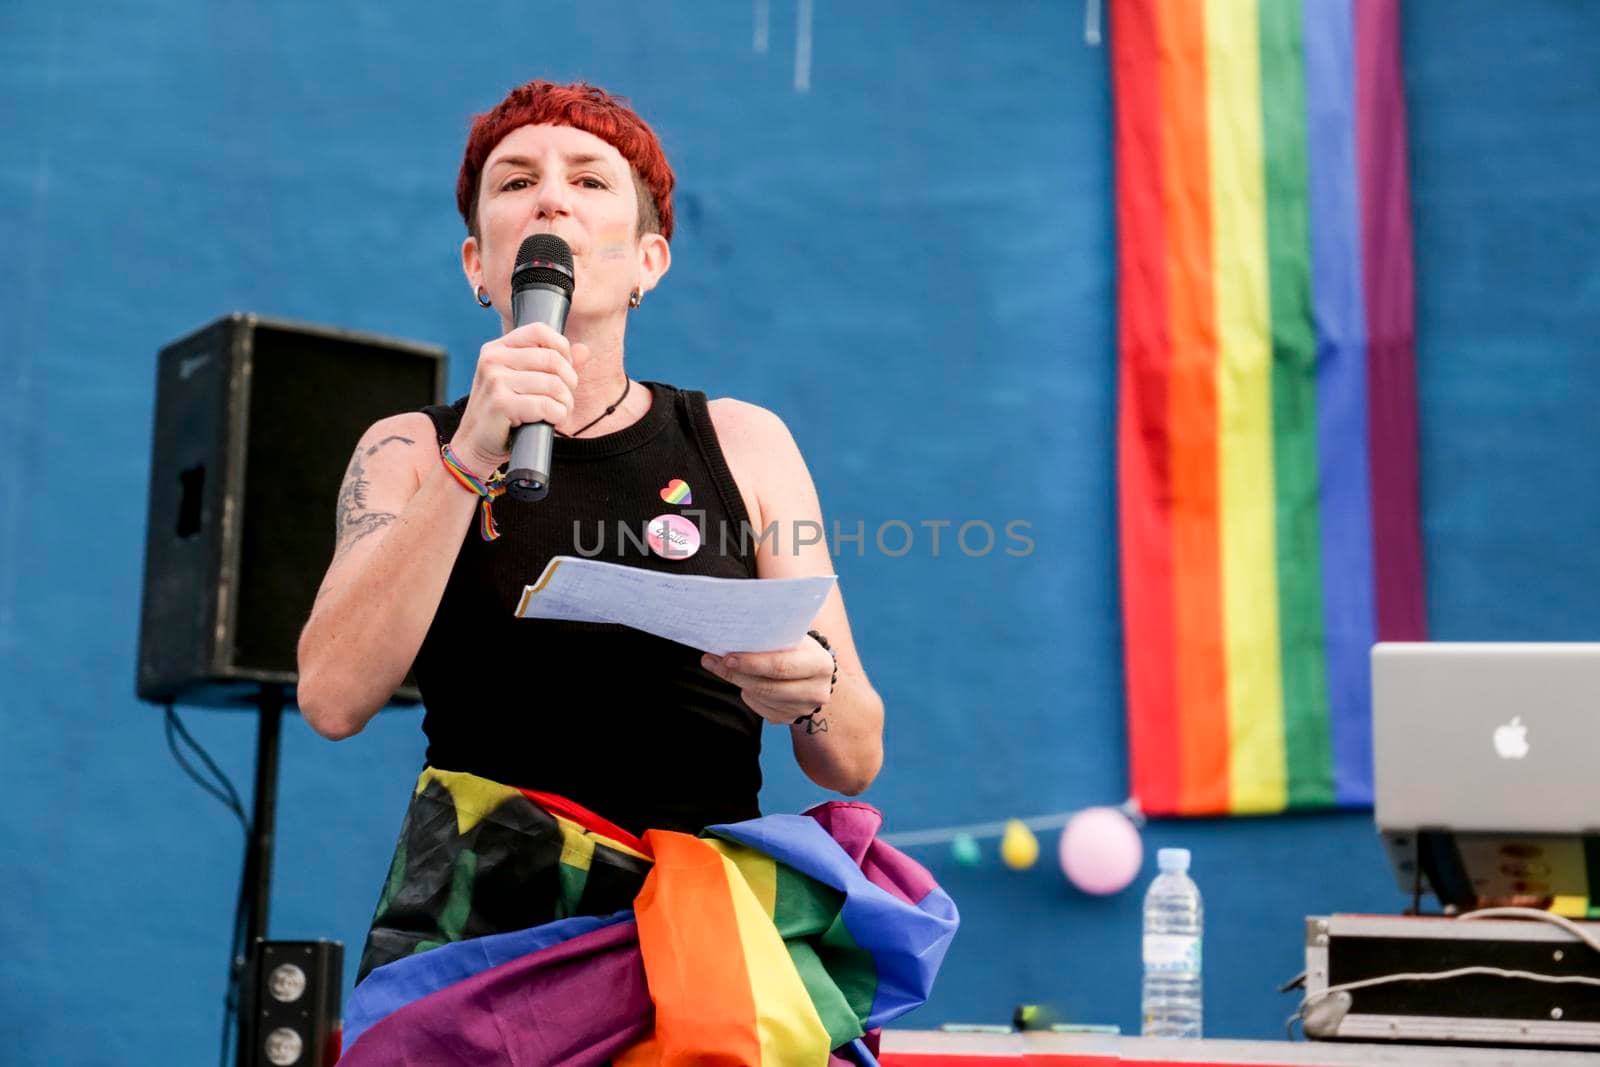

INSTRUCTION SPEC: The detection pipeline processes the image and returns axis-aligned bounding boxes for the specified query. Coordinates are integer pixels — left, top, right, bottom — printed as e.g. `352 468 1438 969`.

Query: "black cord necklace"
555 377 631 438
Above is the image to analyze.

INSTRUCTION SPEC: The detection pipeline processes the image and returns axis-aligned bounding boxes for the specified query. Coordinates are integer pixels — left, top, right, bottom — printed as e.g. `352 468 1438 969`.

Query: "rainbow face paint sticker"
646 513 701 560
593 222 635 261
659 478 692 505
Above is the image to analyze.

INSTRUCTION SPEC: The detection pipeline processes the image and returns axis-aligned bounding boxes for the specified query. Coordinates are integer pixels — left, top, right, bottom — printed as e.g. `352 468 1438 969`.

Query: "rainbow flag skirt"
342 768 959 1065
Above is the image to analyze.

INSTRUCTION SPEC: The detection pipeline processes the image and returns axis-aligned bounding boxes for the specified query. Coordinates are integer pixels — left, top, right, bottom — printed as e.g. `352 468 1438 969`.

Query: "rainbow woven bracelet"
439 444 506 541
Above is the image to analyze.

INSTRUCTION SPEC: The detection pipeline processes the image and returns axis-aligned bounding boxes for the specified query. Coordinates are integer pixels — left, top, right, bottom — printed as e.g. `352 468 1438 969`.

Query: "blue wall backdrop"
2 1 1597 1063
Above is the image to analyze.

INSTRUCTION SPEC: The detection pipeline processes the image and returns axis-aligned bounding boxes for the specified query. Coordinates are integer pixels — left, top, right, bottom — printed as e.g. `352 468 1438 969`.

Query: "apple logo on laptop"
1493 716 1530 760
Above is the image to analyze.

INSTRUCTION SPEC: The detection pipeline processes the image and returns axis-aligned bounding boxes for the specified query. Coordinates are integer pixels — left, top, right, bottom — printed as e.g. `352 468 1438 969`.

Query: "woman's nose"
534 177 571 218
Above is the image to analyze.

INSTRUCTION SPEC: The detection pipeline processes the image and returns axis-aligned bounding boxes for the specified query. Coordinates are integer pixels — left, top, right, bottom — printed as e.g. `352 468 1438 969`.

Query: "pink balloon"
1058 807 1144 895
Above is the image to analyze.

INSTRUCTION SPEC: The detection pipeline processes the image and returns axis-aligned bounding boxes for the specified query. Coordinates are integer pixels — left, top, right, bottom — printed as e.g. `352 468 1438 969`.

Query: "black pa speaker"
137 313 445 707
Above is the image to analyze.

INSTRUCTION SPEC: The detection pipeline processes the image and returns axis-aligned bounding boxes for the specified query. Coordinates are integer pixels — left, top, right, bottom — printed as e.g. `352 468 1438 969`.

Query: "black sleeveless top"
414 381 764 835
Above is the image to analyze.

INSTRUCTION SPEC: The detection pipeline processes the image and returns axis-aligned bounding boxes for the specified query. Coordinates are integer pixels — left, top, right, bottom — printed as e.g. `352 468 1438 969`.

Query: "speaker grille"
234 326 439 675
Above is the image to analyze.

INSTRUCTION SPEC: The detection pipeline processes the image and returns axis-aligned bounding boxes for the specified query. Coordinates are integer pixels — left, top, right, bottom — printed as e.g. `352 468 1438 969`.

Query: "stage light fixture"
268 963 307 1004
244 940 342 1067
263 1028 302 1066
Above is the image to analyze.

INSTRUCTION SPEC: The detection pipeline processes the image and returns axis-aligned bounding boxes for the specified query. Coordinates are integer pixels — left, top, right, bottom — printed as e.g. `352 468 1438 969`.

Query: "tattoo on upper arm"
367 435 415 455
332 435 414 559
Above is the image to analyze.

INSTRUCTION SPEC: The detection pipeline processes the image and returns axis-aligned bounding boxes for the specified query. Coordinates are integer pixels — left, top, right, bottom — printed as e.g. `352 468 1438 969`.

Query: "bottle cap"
1156 847 1190 872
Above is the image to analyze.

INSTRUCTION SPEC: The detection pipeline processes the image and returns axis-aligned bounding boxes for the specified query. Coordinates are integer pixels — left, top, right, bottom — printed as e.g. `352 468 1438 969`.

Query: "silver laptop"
1373 642 1600 835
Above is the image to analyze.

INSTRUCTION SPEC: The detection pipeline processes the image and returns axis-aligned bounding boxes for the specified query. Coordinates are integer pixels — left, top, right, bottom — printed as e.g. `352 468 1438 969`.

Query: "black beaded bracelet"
793 630 838 727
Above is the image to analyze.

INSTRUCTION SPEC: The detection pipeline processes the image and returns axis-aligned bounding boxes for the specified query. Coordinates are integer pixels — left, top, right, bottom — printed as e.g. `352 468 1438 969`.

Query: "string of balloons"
882 801 1148 896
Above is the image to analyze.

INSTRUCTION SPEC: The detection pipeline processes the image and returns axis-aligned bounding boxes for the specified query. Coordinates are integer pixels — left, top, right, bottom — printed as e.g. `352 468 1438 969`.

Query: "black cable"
164 706 248 832
160 705 251 1067
164 710 236 816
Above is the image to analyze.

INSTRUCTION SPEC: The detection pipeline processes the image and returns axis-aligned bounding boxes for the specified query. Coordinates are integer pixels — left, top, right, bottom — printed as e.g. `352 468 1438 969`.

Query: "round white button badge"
646 513 701 560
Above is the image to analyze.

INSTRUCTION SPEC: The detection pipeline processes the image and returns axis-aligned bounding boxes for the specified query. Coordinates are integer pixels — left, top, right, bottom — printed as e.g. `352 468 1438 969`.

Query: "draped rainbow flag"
1112 0 1426 815
341 769 958 1065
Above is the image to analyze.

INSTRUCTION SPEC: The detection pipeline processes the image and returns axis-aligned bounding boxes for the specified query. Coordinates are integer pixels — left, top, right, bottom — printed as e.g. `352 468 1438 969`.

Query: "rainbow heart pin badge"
659 478 692 505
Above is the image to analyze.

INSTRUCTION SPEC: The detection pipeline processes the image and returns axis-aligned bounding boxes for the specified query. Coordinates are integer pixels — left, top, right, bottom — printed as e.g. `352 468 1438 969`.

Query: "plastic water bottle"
1141 847 1202 1038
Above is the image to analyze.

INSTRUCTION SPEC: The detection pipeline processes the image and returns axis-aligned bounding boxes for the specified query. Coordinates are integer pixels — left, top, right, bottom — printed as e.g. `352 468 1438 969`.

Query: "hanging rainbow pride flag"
1113 0 1426 816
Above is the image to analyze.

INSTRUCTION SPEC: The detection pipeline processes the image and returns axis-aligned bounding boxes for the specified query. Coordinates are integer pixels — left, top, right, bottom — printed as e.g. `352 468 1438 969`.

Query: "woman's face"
463 123 668 327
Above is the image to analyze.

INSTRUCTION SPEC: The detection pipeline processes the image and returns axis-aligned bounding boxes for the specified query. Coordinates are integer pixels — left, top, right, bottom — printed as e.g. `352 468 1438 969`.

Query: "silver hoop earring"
475 287 493 308
628 288 642 309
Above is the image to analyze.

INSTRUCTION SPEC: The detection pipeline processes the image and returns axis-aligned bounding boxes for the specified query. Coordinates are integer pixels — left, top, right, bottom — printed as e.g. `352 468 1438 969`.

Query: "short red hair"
456 79 675 242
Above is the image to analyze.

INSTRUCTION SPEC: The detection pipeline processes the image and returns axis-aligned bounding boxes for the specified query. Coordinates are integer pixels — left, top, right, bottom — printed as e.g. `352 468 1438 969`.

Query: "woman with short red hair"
294 79 885 980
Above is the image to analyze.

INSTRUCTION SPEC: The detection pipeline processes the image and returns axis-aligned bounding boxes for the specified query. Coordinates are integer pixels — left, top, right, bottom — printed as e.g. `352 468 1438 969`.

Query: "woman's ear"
461 233 482 294
637 232 671 295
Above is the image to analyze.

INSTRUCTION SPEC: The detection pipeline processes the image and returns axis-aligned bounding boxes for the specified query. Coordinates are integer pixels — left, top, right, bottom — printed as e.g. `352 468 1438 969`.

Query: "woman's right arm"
295 412 479 739
296 322 581 740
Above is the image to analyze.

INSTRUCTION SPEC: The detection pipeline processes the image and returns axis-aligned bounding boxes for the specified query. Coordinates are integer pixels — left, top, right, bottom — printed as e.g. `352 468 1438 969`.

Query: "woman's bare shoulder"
705 397 796 532
706 395 782 438
347 410 439 483
705 397 819 532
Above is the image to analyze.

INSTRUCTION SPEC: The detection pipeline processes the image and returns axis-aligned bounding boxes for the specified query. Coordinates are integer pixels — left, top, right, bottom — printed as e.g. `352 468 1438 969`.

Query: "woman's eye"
579 177 607 189
503 178 532 191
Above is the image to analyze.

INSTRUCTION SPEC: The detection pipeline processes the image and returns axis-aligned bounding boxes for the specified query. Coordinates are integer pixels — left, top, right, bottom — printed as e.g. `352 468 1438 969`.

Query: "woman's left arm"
699 402 884 795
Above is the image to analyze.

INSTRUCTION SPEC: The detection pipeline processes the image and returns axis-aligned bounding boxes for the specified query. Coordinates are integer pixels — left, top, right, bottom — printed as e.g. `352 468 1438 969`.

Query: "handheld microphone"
505 234 576 502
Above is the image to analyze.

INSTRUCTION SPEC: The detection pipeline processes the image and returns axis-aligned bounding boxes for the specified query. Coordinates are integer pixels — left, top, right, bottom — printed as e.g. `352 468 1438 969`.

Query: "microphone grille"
512 234 575 296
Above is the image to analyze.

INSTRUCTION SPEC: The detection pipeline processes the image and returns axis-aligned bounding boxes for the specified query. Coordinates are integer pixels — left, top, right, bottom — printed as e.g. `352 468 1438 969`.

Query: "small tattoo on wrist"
793 711 829 734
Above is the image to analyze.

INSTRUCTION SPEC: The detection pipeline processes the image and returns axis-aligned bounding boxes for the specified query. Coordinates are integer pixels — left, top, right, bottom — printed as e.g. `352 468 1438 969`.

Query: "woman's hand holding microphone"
448 323 588 479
